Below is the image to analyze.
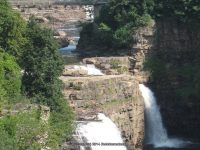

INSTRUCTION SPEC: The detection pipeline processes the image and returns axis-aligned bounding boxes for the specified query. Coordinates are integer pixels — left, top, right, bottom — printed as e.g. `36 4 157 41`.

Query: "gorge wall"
142 20 200 142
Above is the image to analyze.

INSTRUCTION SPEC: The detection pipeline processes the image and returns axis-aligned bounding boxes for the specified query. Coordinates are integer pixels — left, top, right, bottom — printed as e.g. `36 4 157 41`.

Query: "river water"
58 23 82 64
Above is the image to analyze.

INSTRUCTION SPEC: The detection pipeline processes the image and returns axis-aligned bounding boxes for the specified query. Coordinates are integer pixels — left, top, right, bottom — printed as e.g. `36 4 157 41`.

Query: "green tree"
22 18 63 110
0 0 27 62
0 49 21 105
78 0 153 50
22 19 74 148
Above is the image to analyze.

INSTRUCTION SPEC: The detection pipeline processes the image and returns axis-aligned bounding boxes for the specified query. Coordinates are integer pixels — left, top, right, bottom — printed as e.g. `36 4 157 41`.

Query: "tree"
0 0 27 62
0 49 21 105
22 18 63 110
22 19 74 148
78 0 153 50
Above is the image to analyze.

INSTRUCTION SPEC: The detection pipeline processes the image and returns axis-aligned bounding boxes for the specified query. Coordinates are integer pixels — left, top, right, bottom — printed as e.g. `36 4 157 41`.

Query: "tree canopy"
78 0 200 51
22 18 64 110
0 0 27 62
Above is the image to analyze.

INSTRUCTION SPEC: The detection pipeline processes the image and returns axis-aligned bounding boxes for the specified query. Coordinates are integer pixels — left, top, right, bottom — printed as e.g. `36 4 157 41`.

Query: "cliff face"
140 20 200 142
60 57 144 150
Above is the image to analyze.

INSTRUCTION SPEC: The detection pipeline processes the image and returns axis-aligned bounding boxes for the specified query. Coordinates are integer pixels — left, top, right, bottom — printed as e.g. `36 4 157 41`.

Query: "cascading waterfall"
74 64 104 76
86 64 104 75
76 113 127 150
139 84 190 148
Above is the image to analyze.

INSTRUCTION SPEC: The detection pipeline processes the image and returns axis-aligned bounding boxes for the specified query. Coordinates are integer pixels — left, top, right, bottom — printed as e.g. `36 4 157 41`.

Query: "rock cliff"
60 57 145 150
146 20 200 142
110 18 200 147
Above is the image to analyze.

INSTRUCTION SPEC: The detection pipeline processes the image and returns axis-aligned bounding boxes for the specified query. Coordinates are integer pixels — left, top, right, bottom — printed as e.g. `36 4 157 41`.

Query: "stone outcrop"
82 57 131 75
103 95 144 150
61 75 137 105
60 73 144 150
130 20 155 82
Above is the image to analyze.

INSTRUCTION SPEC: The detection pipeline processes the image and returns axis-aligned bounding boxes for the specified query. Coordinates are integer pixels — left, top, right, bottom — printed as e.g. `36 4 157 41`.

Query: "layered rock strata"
60 70 144 150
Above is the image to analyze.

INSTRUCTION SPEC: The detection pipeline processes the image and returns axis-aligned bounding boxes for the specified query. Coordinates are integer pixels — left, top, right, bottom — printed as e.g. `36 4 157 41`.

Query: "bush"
0 50 21 105
48 99 74 149
0 110 44 150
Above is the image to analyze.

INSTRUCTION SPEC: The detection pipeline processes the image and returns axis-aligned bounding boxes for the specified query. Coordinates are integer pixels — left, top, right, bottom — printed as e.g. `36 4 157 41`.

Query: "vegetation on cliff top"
78 0 200 52
0 0 74 149
78 0 153 51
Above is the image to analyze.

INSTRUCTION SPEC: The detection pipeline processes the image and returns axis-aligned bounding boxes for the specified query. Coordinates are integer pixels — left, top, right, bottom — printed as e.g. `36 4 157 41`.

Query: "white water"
74 64 104 76
76 113 127 150
139 84 190 148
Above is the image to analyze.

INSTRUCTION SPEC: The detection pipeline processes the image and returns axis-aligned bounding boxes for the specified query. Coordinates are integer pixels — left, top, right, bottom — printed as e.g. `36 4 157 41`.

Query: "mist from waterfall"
76 113 127 150
139 84 190 148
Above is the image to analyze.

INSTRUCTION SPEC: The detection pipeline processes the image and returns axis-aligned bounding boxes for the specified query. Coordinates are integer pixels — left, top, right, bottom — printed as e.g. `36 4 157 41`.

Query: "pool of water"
144 143 200 150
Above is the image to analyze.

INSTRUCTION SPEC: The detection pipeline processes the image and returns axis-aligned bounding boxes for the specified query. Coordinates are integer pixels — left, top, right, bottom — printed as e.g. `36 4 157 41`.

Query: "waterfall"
86 64 104 76
74 64 104 76
76 113 127 150
139 84 190 148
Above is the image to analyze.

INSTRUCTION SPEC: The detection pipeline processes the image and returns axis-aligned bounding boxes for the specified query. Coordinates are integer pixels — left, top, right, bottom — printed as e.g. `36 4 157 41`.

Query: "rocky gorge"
146 20 200 142
11 2 200 150
60 18 200 150
60 57 145 150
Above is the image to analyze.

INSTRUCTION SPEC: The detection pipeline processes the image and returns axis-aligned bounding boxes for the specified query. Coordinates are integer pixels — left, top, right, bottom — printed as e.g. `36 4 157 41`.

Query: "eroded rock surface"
60 71 144 150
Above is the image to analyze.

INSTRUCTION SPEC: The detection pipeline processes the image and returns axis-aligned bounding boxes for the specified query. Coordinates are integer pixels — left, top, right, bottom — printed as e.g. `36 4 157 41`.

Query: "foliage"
0 110 44 150
21 18 74 148
110 59 121 69
153 0 200 26
48 99 74 149
79 0 200 51
0 0 27 62
22 18 63 108
0 50 21 105
0 1 74 149
78 0 153 51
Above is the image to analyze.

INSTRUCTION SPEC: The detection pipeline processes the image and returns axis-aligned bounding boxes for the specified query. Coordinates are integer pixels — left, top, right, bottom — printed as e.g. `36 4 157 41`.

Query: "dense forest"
0 0 74 149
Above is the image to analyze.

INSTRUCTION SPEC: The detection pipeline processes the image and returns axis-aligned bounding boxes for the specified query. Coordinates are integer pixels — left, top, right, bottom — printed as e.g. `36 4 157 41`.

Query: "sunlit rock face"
60 61 145 150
